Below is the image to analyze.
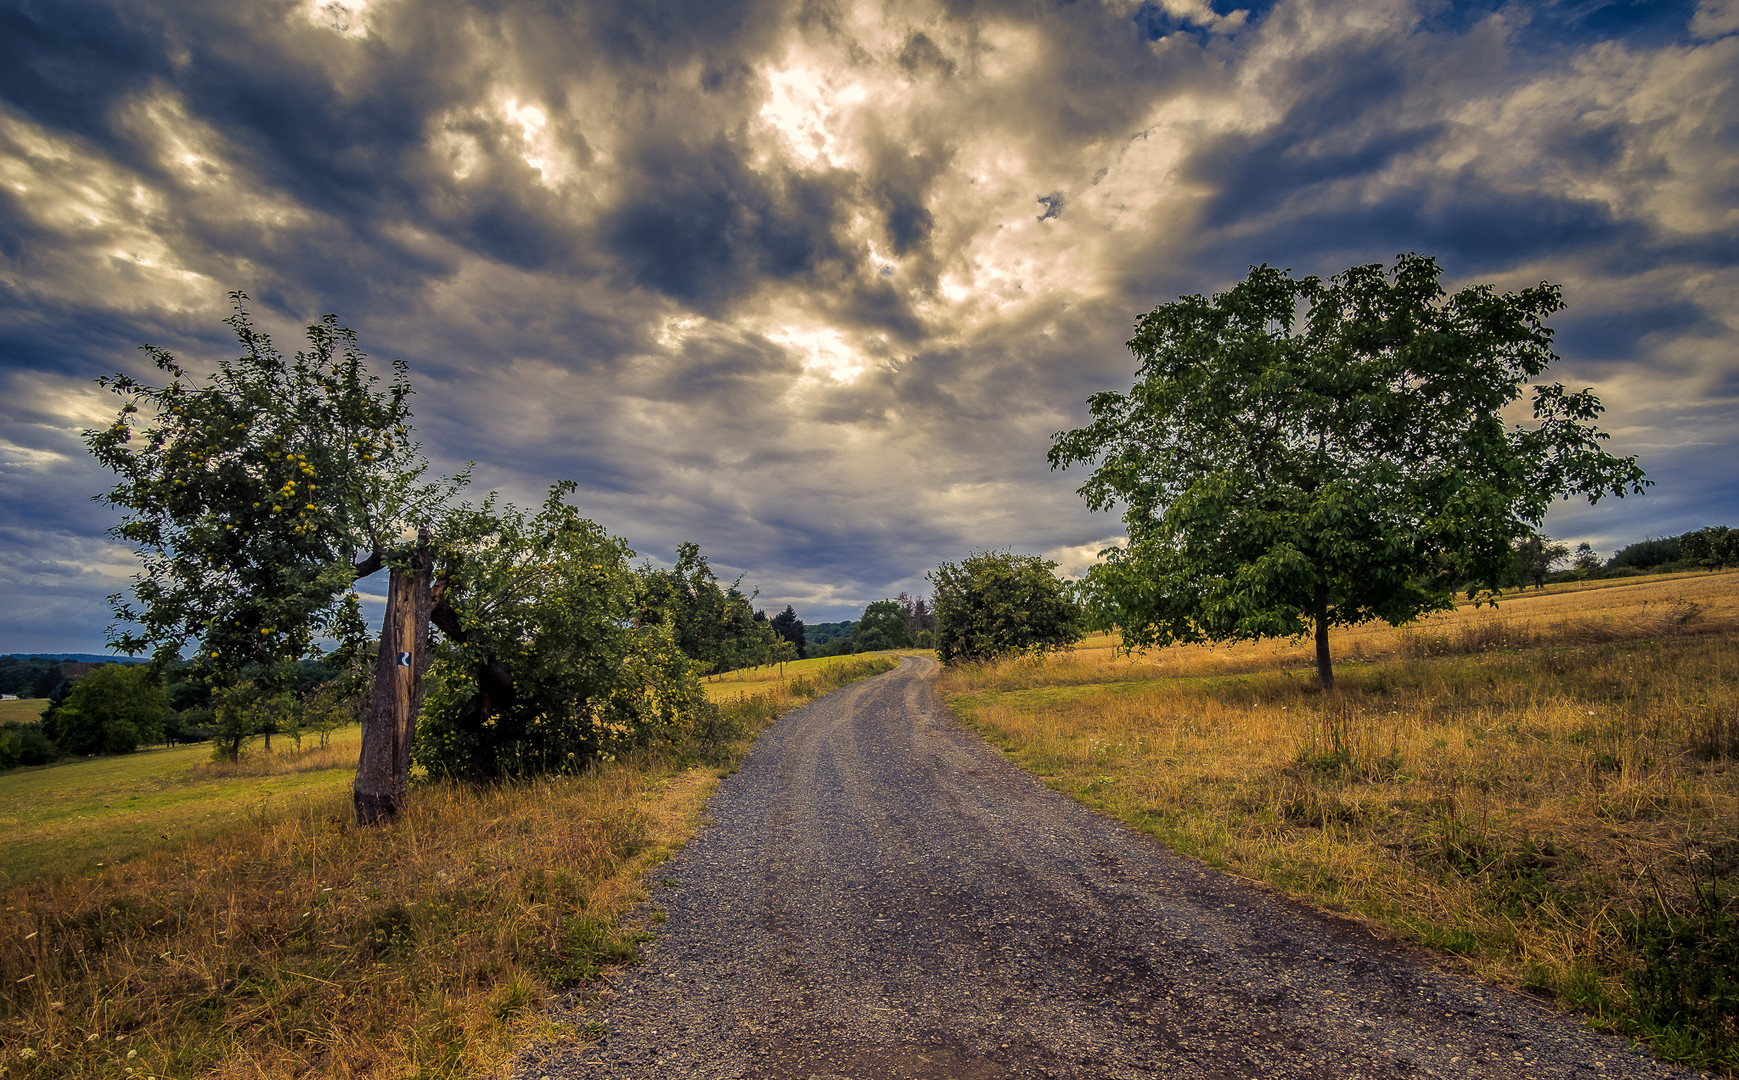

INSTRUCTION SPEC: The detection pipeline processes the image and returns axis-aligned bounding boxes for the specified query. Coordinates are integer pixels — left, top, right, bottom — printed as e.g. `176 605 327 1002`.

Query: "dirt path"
525 657 1708 1080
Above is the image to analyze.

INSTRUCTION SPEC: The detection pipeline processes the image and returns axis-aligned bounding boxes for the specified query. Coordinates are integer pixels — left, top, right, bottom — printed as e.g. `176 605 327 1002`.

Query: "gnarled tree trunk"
353 542 435 825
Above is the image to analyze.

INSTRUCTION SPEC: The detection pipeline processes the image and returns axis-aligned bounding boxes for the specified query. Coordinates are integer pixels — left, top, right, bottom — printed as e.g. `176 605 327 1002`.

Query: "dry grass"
940 570 1739 1072
700 650 917 703
0 657 899 1080
0 761 694 1080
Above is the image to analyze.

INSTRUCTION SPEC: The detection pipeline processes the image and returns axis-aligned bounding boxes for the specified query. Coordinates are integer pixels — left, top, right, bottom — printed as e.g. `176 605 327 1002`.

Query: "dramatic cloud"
1 0 1735 653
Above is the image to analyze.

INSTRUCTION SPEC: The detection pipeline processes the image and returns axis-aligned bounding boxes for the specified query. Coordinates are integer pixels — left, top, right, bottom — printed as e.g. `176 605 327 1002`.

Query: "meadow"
0 653 895 1080
0 700 47 725
941 570 1739 1072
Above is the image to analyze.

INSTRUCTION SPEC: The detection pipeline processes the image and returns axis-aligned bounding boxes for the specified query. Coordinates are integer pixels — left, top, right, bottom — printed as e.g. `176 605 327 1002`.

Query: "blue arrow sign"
397 652 412 667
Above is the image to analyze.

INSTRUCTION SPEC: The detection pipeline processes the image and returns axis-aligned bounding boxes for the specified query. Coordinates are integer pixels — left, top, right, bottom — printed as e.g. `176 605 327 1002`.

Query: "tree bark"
353 540 435 825
1313 580 1335 691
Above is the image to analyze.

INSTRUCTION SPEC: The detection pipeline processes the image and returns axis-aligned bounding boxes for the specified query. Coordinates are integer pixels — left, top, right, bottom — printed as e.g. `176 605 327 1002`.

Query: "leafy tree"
854 599 914 651
1607 536 1681 570
162 706 212 747
51 664 167 755
895 592 936 640
1572 542 1602 577
1049 254 1648 688
805 621 856 654
635 542 776 676
1513 534 1571 590
88 295 465 822
0 723 55 768
928 551 1084 664
769 606 808 659
1680 526 1737 571
37 678 73 743
415 485 705 780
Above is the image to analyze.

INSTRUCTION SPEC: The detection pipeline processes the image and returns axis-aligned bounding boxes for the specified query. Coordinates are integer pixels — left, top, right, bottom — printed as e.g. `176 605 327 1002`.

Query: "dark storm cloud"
1 0 1736 651
606 141 855 310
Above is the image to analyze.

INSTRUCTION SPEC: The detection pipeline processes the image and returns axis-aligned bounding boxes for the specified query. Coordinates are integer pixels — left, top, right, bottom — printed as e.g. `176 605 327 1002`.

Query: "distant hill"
5 654 145 665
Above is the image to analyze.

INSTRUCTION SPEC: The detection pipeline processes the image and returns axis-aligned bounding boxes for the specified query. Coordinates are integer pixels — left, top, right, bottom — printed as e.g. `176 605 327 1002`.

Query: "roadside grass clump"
941 570 1739 1074
0 654 899 1080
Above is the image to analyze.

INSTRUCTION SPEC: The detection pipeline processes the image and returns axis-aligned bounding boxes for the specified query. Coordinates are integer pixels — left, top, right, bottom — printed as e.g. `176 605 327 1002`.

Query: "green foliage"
50 663 168 756
769 605 808 659
634 541 777 675
0 656 63 698
1625 872 1738 1071
1608 536 1682 570
1049 254 1649 687
928 551 1084 665
87 292 463 679
1512 534 1570 590
854 599 914 651
1680 526 1737 571
415 485 708 781
0 722 56 768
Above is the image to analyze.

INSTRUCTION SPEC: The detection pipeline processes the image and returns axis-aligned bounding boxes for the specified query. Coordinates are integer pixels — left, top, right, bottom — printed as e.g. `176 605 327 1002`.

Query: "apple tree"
88 294 465 822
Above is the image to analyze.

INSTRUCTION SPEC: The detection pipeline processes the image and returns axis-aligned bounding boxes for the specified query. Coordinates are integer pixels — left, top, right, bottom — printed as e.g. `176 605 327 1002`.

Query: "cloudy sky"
2 0 1736 655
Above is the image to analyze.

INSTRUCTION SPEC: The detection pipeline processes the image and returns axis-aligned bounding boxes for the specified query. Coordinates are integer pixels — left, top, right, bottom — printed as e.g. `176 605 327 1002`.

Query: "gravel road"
524 656 1709 1080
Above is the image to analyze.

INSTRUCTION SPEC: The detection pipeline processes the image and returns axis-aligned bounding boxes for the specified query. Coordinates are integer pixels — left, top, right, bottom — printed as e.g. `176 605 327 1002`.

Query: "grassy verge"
0 656 899 1080
940 571 1739 1074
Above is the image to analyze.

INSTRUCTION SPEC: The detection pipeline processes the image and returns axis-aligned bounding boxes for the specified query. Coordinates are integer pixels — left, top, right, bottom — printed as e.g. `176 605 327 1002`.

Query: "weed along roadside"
0 654 898 1080
939 570 1739 1075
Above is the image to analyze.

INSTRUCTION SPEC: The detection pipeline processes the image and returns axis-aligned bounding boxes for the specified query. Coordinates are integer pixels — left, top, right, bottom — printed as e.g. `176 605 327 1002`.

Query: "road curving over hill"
525 656 1709 1080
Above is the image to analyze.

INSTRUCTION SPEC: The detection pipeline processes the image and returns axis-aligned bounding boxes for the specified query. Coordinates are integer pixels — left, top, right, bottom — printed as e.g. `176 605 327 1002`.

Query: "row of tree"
1509 524 1735 589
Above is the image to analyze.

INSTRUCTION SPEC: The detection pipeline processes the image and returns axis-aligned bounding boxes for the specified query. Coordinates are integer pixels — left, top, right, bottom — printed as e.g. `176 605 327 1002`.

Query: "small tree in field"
1681 525 1736 571
51 664 167 756
1049 254 1648 689
1513 534 1571 590
89 294 465 821
928 551 1084 665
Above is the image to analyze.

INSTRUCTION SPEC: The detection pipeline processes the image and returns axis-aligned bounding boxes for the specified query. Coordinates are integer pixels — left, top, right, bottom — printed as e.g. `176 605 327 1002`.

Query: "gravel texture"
523 657 1710 1080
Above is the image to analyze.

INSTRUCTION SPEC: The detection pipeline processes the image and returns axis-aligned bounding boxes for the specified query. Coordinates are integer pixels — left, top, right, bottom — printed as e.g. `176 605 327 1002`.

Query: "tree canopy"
634 542 778 676
854 599 914 652
769 606 808 659
928 551 1084 664
1681 526 1736 571
90 295 465 821
1049 254 1648 688
415 484 705 781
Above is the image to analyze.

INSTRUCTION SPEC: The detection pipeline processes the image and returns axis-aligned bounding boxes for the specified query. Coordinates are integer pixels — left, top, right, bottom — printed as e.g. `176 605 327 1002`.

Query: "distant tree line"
0 647 367 771
1507 524 1736 589
803 593 937 656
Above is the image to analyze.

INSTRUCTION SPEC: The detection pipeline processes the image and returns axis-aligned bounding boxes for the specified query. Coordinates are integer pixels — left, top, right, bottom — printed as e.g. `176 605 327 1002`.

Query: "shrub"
929 550 1084 665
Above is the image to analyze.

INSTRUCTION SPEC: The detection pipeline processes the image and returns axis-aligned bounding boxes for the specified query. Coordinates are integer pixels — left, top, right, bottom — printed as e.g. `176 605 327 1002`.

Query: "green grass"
0 699 47 724
0 728 360 885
